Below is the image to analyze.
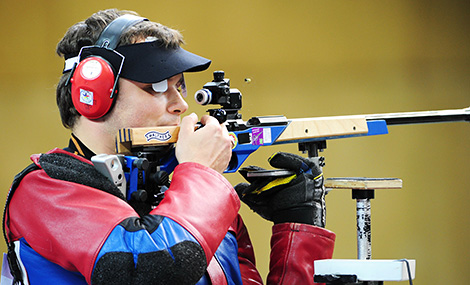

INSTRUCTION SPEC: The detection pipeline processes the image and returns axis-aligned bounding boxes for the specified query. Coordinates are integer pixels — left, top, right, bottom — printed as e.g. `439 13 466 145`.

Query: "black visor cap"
115 41 211 83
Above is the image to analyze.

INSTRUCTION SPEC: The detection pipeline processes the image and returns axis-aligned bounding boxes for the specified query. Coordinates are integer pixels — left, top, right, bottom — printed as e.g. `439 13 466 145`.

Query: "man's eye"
175 77 187 97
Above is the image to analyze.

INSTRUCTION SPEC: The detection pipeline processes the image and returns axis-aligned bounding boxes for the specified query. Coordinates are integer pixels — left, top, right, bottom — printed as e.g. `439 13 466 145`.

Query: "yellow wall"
1 1 469 284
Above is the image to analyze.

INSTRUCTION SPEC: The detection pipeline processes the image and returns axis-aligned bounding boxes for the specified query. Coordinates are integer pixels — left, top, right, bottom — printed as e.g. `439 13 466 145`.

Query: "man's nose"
167 89 189 114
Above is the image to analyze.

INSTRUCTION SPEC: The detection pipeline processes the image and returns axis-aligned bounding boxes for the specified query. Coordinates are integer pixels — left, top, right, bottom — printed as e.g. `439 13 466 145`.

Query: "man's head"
56 9 210 129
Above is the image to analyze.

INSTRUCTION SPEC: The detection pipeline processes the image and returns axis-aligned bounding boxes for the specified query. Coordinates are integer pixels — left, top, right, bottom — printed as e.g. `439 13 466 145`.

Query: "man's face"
107 74 188 130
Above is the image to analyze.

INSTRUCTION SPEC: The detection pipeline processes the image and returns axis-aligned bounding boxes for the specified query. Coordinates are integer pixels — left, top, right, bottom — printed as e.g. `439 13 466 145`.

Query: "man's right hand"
175 113 233 173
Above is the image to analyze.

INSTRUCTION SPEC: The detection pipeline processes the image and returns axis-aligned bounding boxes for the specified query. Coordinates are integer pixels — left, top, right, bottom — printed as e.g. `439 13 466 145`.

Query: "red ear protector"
70 56 118 119
70 15 146 119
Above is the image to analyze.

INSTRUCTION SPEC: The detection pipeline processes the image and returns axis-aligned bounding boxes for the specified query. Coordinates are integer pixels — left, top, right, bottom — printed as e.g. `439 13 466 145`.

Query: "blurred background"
0 0 469 284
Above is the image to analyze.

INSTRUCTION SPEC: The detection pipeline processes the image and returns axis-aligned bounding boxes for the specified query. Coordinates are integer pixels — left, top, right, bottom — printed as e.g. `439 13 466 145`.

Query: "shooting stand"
314 177 416 284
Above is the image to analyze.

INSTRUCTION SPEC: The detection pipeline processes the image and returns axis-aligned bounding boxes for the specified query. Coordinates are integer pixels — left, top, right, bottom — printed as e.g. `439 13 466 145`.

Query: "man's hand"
176 113 233 173
235 152 327 227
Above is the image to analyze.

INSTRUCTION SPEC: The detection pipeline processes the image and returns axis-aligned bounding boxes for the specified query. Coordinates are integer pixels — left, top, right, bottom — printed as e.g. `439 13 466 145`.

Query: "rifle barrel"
365 107 470 126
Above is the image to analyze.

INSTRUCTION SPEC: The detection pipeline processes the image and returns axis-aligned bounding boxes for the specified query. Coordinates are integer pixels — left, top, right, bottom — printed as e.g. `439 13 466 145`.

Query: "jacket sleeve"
267 223 336 285
230 216 335 285
7 150 240 284
152 162 241 263
229 215 263 285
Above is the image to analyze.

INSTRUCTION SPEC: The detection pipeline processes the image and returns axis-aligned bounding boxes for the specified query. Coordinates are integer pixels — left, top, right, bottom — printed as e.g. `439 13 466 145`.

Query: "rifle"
94 71 470 207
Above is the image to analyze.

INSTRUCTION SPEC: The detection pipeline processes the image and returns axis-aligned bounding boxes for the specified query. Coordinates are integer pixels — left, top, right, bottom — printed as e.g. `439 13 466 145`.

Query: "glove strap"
272 207 316 225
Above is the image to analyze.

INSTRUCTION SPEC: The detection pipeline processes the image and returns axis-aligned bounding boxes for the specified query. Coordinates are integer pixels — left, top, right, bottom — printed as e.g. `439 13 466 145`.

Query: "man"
3 9 335 284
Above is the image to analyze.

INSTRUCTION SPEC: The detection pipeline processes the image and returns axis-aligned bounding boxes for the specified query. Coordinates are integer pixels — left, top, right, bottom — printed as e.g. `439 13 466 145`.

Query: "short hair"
56 9 184 129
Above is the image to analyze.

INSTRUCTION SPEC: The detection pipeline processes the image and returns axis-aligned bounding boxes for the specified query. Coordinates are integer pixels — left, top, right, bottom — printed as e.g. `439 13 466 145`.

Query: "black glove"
235 152 327 227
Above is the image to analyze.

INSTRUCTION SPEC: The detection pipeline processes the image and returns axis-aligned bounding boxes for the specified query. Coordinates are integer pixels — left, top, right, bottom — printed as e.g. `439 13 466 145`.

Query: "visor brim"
116 41 211 83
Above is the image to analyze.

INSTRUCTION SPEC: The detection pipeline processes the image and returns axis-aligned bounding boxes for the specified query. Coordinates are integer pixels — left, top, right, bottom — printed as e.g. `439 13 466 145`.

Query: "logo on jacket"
144 130 172 142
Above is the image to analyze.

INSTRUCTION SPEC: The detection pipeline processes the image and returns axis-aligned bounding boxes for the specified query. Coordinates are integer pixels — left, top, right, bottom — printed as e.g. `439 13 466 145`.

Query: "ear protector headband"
69 15 147 119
